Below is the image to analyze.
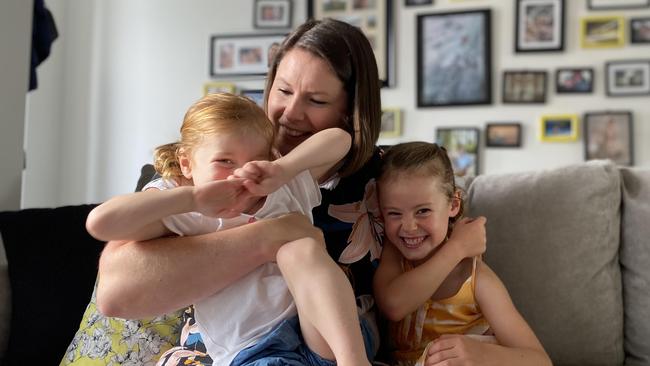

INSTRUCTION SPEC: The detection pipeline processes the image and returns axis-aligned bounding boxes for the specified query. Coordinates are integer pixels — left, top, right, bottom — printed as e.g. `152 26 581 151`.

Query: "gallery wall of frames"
204 0 650 177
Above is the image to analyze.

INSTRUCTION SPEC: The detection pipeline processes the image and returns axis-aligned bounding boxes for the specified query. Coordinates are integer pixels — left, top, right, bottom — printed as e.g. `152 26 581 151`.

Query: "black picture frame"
587 0 650 10
630 17 650 44
435 127 480 177
515 0 565 53
417 9 492 107
556 68 594 94
485 123 522 148
307 0 395 87
502 70 547 104
254 0 293 29
210 34 286 77
605 60 650 97
584 111 634 166
405 0 433 6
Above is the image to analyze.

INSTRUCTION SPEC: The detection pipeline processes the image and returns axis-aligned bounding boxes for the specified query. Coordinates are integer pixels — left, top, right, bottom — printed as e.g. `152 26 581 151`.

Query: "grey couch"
1 161 648 365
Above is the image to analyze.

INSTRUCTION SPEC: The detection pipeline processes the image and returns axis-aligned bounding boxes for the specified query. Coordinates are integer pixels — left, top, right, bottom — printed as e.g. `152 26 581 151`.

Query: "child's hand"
448 216 487 259
424 334 487 365
191 178 254 218
230 160 290 196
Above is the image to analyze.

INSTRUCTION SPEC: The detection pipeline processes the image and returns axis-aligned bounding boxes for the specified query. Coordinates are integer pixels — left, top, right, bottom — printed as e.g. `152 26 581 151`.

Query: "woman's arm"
96 212 322 319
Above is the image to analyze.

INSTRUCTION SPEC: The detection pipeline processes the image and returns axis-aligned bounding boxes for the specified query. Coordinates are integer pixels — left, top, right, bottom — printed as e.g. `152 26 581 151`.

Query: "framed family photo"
502 70 547 103
580 16 625 48
515 0 565 52
435 127 480 177
379 108 402 138
584 111 633 165
556 68 594 93
254 0 292 29
485 123 522 148
308 0 395 86
605 60 650 96
210 34 286 77
587 0 650 10
417 9 492 107
539 114 578 142
630 18 650 44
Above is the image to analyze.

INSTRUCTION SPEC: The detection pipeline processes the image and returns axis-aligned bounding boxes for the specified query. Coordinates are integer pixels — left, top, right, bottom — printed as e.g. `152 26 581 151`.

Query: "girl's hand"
447 216 487 259
425 335 486 365
231 160 291 196
191 178 254 218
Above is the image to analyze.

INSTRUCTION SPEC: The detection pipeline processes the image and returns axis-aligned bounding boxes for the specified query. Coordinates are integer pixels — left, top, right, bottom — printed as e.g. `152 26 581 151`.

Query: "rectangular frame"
584 111 633 165
588 0 650 10
254 0 293 29
210 33 286 77
539 114 579 142
502 70 547 103
580 16 625 48
308 0 395 87
485 123 522 148
417 9 492 107
405 0 433 6
240 89 265 107
515 0 565 52
606 60 650 96
435 127 480 177
379 108 402 138
630 17 650 44
203 81 236 96
556 68 594 93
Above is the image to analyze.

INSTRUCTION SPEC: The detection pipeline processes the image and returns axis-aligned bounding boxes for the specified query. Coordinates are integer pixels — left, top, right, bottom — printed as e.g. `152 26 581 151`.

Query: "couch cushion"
620 168 650 366
0 235 10 362
466 161 624 365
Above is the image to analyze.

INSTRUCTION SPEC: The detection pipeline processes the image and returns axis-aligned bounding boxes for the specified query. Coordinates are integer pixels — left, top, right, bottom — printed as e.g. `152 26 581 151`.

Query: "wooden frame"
254 0 292 29
417 9 492 107
584 111 633 165
556 68 594 94
588 0 650 10
240 89 265 107
435 127 480 177
379 108 402 138
502 70 547 103
203 82 236 96
308 0 395 87
539 114 579 142
210 34 286 77
580 16 625 48
606 60 650 96
630 17 650 44
485 123 522 148
515 0 565 52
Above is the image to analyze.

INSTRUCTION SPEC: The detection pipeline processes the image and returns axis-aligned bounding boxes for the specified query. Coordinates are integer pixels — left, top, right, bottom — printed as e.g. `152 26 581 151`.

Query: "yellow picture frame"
380 108 402 138
580 16 625 48
539 114 579 142
203 82 236 96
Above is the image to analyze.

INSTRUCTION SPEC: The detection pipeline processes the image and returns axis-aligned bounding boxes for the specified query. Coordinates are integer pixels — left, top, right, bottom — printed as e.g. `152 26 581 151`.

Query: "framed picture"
606 60 650 96
435 127 480 177
515 0 565 52
203 82 236 96
379 108 402 138
254 0 292 29
502 70 547 103
588 0 650 10
556 68 594 93
485 123 522 148
539 114 579 142
405 0 433 6
308 0 395 87
417 9 492 107
210 34 286 77
630 17 650 44
580 16 625 48
240 89 265 107
584 111 633 165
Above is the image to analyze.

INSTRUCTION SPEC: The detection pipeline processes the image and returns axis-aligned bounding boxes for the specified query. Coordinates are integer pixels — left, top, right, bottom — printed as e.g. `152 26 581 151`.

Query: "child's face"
379 173 459 263
182 132 271 186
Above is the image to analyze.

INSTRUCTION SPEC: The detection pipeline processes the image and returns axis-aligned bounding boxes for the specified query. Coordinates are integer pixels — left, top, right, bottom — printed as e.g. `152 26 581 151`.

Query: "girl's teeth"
284 126 303 137
403 237 423 246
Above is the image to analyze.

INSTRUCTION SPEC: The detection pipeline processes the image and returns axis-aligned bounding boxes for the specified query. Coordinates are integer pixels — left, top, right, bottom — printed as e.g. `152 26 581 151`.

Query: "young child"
86 93 371 366
373 142 551 366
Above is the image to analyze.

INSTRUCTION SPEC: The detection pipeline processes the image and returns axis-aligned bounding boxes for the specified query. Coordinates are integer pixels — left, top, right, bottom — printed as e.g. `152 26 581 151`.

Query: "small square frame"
584 111 633 165
210 33 286 77
254 0 292 29
556 68 594 94
203 82 236 96
605 60 650 97
435 127 480 177
539 114 579 142
379 108 402 138
240 89 265 107
630 17 650 44
515 0 565 53
580 16 625 48
502 70 547 103
587 0 650 10
485 123 522 148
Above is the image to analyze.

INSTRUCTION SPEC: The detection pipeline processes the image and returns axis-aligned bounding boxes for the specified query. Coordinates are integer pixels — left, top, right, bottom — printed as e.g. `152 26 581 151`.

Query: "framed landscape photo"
630 17 650 44
254 0 292 29
417 9 492 107
240 89 265 107
605 60 650 96
588 0 650 10
502 70 547 103
515 0 565 52
556 68 594 93
580 16 625 48
203 82 236 96
210 34 286 77
485 123 522 148
435 127 480 177
379 108 402 138
584 111 633 165
539 114 578 142
308 0 395 86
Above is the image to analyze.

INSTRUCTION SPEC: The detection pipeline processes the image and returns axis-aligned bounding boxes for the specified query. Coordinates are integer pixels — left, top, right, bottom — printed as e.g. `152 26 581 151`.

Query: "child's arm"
233 127 352 195
425 261 551 365
373 217 487 322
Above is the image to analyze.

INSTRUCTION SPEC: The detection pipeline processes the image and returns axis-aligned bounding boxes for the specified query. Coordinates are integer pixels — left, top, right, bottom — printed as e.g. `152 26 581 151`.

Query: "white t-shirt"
143 170 321 366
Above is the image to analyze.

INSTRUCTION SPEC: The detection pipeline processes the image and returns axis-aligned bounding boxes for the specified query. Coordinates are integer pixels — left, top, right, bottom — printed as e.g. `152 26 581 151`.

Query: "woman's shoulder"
325 147 382 203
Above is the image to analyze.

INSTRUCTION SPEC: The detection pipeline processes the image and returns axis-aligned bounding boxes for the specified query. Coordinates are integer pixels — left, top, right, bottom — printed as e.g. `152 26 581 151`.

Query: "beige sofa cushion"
466 161 623 366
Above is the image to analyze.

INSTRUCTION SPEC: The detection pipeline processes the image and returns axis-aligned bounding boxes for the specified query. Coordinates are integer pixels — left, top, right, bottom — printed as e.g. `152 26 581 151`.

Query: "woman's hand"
447 216 487 260
424 335 487 365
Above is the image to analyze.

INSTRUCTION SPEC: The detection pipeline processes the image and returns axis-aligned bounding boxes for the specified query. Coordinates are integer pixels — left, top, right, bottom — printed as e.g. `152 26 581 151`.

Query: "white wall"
22 0 650 207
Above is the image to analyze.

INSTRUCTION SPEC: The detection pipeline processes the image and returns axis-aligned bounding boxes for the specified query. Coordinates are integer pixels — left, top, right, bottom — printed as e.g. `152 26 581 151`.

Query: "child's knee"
276 237 326 268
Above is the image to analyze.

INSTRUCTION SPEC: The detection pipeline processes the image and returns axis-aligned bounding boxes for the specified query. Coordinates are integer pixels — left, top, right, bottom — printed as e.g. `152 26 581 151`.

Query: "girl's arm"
373 217 487 322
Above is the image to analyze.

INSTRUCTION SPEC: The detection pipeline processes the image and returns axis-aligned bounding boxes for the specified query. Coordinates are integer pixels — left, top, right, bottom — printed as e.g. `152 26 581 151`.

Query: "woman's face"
267 48 349 156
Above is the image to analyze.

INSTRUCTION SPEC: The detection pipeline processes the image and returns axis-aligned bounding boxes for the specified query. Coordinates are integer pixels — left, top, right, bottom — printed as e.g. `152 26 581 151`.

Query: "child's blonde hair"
378 141 464 224
154 93 275 180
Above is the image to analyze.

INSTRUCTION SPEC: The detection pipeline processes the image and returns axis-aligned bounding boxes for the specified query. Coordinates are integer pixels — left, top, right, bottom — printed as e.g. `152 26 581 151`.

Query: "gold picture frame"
539 114 579 142
203 82 236 96
380 108 402 138
580 16 625 48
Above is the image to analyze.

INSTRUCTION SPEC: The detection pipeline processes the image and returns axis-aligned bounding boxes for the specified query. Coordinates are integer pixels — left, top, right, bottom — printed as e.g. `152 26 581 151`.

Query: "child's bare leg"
276 237 371 366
